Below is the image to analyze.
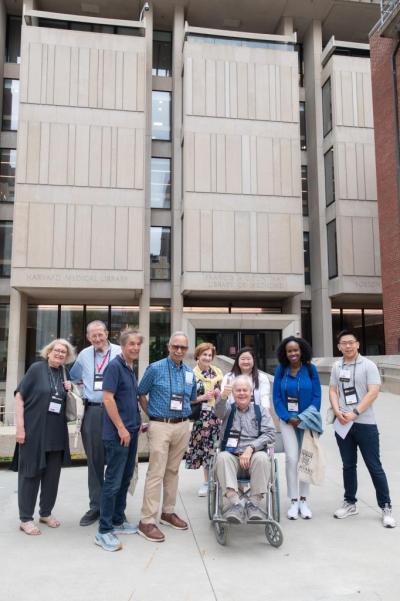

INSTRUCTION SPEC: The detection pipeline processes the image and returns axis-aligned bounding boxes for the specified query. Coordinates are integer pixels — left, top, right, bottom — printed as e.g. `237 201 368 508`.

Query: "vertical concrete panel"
88 48 99 108
27 204 54 268
183 210 201 271
256 213 269 272
373 217 381 276
364 144 377 200
70 47 79 106
229 62 238 118
341 71 354 126
291 66 298 122
237 61 248 119
216 60 225 117
234 212 251 272
256 137 273 195
78 47 90 107
115 51 124 111
291 138 301 197
91 206 115 269
74 125 90 187
363 72 373 128
351 72 358 126
224 61 230 117
67 124 76 186
336 142 348 200
184 131 195 192
280 139 292 196
52 204 67 268
356 72 365 127
48 123 68 185
340 216 355 275
110 127 118 188
210 134 217 192
241 135 251 194
216 134 226 193
213 211 234 272
40 44 48 104
11 203 29 267
74 205 92 268
225 135 242 194
46 44 55 105
103 50 116 109
101 126 112 188
136 52 145 111
127 208 143 270
334 71 343 126
290 215 303 273
280 65 292 122
54 45 71 105
269 65 277 121
89 126 102 188
269 214 291 273
123 52 137 111
115 207 129 270
192 57 206 115
26 122 41 184
275 65 281 121
356 143 366 200
250 135 258 195
200 210 213 271
352 217 375 276
346 143 358 199
116 128 135 188
134 128 145 190
250 211 258 272
15 121 27 183
97 49 104 108
255 64 268 120
65 205 75 268
185 56 193 115
272 138 282 196
39 122 50 184
27 42 42 104
194 133 211 192
205 59 216 117
247 61 256 119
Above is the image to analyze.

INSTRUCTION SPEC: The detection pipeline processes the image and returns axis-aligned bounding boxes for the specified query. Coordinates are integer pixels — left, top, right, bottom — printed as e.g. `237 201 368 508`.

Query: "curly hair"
276 336 313 368
231 346 259 389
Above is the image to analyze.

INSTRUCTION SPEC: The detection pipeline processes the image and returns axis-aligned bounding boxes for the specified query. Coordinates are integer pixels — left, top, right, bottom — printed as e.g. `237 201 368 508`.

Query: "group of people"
14 321 396 551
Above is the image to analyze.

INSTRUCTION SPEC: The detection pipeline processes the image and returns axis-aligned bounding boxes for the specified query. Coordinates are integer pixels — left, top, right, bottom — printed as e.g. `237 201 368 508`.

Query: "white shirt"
221 370 271 409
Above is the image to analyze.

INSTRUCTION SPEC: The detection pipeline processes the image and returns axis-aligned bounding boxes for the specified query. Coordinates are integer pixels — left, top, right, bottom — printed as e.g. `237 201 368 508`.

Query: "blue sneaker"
112 521 138 535
95 532 122 552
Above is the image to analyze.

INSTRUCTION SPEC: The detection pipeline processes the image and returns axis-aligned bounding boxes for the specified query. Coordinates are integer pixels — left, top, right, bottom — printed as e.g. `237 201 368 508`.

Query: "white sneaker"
382 504 396 528
299 500 312 519
287 500 299 520
334 501 358 519
198 483 208 497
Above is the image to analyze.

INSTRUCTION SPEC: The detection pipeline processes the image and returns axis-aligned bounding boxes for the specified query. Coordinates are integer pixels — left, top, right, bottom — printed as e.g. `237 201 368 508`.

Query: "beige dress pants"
216 450 271 497
140 420 191 524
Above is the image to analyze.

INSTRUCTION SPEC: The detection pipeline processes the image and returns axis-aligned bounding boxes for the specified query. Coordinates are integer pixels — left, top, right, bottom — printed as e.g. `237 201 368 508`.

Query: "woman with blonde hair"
185 342 223 497
15 338 75 535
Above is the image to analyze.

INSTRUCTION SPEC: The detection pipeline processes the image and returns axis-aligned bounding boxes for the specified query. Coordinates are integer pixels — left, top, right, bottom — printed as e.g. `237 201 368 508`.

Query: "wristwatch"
249 444 256 452
353 407 360 416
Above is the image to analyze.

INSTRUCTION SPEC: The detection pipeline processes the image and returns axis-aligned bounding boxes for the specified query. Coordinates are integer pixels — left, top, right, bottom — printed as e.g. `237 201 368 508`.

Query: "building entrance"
195 329 281 374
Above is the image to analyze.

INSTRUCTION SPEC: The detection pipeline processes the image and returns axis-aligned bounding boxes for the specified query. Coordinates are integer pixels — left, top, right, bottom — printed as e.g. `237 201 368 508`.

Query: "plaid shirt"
138 356 197 418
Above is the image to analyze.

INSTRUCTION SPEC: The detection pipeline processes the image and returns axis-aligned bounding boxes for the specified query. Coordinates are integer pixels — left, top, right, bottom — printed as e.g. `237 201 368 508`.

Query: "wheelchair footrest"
213 515 228 523
245 519 268 525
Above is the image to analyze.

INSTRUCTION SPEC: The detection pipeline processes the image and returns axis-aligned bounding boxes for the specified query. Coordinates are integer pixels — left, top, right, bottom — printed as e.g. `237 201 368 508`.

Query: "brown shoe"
160 512 188 530
138 521 165 542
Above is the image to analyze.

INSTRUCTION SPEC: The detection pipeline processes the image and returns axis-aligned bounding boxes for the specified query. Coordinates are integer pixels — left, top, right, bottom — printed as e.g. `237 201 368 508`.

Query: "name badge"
339 369 351 383
93 373 104 391
48 396 62 414
226 431 240 453
185 372 194 385
201 402 212 412
344 387 358 405
170 394 184 411
287 396 299 412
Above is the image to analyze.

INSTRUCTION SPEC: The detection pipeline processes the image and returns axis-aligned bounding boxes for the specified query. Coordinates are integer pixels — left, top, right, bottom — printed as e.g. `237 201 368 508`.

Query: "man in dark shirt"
94 328 143 552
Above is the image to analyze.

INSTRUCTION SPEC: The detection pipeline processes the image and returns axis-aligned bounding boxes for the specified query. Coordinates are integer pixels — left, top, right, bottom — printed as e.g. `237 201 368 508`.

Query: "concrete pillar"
170 4 185 335
0 1 6 120
139 7 153 378
274 16 294 37
303 20 333 357
5 289 27 424
282 295 302 337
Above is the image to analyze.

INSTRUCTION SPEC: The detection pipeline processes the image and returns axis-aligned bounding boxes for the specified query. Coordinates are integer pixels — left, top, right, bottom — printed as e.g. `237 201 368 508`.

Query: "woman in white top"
220 346 270 409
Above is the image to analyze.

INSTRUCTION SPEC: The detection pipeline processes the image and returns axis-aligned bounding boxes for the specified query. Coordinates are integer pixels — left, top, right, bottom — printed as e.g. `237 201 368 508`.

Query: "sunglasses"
170 344 188 351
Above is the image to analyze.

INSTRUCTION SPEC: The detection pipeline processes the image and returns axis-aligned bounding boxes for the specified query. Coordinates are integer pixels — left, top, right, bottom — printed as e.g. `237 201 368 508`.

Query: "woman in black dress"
15 338 75 535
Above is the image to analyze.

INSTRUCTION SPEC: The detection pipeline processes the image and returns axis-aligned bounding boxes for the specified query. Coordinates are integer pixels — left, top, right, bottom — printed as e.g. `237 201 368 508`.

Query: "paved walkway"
1 388 399 601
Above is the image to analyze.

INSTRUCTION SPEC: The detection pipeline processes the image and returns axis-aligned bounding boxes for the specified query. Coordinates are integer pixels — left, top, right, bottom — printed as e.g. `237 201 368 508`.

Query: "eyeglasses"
339 341 357 347
170 345 188 351
52 348 67 355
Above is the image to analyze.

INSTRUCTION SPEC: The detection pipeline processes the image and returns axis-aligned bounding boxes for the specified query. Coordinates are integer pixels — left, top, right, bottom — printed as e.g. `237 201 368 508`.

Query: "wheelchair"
207 444 283 547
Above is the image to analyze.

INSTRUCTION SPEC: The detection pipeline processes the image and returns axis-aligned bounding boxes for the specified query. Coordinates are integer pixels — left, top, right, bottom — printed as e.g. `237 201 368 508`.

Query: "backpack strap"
221 405 236 451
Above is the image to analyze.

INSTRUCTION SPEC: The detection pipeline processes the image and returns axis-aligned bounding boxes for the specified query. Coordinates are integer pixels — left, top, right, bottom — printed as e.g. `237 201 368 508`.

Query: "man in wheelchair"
214 375 276 523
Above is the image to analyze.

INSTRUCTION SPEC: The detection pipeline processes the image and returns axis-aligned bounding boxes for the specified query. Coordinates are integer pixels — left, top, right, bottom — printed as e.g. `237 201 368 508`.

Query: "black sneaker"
80 509 100 527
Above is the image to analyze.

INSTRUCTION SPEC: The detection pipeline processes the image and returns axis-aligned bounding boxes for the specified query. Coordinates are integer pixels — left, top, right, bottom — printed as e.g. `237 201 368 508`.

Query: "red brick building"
370 2 400 354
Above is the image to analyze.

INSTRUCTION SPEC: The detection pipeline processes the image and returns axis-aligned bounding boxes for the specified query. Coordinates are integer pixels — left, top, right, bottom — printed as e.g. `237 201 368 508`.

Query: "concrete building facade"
0 0 386 421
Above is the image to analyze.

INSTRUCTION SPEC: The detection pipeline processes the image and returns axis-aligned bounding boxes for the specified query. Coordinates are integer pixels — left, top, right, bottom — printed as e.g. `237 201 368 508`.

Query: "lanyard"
168 361 185 396
341 358 357 394
48 366 62 395
94 347 111 375
284 368 301 399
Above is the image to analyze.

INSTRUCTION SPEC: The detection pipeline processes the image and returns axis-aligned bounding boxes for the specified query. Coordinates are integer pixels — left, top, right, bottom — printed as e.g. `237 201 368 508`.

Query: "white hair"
168 331 189 345
232 374 253 391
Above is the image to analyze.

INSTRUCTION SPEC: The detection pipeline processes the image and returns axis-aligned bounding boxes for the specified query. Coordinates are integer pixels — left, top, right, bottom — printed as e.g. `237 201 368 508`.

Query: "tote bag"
298 428 326 485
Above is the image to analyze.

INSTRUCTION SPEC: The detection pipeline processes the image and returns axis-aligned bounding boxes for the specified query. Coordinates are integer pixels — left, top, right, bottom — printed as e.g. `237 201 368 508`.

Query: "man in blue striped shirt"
138 332 197 542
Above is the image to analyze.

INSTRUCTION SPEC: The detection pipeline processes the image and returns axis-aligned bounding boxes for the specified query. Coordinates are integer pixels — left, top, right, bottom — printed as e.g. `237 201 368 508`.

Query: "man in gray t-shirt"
329 329 395 528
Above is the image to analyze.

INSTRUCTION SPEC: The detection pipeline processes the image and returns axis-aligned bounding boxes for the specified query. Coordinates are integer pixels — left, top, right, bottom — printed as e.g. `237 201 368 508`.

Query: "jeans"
99 432 139 533
280 420 309 499
335 423 391 509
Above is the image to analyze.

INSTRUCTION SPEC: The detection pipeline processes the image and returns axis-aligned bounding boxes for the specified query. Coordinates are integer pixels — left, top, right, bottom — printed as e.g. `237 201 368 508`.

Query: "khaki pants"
216 451 270 497
140 420 191 524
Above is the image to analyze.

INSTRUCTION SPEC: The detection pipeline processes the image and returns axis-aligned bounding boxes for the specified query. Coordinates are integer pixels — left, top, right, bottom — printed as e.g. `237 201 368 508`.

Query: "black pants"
18 451 63 522
81 405 105 512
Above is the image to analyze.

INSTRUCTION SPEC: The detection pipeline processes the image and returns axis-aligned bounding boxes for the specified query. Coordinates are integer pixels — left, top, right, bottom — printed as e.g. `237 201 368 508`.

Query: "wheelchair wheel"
265 521 283 548
207 480 216 521
271 459 280 522
214 521 227 546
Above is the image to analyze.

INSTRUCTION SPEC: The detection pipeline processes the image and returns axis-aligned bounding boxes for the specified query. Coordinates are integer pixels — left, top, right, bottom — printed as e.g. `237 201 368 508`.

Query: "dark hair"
231 346 259 388
276 336 313 369
336 329 358 343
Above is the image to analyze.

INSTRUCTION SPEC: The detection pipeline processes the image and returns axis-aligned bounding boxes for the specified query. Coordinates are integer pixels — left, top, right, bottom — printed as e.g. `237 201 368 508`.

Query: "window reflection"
60 305 84 352
300 102 307 150
153 31 172 76
6 15 21 63
0 304 9 382
151 158 171 208
0 221 12 277
324 148 335 206
2 79 20 131
301 165 308 216
152 91 171 141
150 308 171 362
0 149 17 203
110 306 139 344
327 219 338 279
26 305 58 368
150 226 171 280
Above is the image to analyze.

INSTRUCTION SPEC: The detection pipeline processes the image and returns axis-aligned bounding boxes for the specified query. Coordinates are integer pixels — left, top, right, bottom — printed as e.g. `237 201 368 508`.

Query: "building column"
170 4 185 335
303 20 333 357
139 6 153 378
4 289 27 424
282 295 302 337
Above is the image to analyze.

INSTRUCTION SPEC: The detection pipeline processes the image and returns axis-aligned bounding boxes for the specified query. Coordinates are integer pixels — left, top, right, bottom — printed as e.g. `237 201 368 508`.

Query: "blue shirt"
138 356 197 418
102 354 141 441
273 363 321 423
69 343 120 403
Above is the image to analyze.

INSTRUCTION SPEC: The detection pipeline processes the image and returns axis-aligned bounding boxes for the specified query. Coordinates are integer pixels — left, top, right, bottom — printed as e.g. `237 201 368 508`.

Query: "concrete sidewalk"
1 387 399 601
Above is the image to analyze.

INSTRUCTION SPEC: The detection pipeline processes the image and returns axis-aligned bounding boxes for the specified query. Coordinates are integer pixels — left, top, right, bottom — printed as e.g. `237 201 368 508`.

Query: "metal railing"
381 0 400 26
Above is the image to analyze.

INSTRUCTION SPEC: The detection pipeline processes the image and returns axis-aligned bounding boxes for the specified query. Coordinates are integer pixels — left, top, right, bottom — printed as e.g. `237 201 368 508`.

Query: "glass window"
150 226 171 280
301 304 312 346
110 306 139 344
85 306 109 334
152 91 171 141
364 309 385 355
153 31 172 76
151 158 171 208
0 304 9 383
300 102 307 150
303 231 311 285
327 219 338 279
60 306 84 353
324 148 335 206
301 165 308 216
0 149 17 203
38 18 69 29
26 305 58 368
70 22 93 32
0 221 12 277
2 79 20 131
331 308 342 356
149 308 171 362
6 15 22 63
342 309 363 348
322 78 332 137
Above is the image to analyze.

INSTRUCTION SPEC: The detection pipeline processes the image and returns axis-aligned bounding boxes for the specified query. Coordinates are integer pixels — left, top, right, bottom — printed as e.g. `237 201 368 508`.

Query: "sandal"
20 521 41 536
39 515 61 528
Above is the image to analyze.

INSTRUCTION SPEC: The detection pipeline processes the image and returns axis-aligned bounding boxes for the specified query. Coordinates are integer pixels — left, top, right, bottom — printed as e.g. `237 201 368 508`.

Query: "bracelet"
353 407 360 416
